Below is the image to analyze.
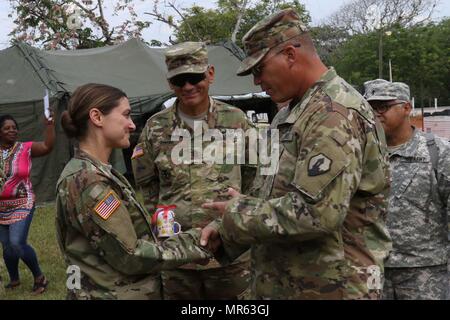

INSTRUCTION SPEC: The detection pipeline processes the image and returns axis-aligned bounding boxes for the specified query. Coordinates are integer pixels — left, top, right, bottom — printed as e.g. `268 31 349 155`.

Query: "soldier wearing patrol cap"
201 8 393 299
56 83 212 300
364 79 450 300
132 42 254 299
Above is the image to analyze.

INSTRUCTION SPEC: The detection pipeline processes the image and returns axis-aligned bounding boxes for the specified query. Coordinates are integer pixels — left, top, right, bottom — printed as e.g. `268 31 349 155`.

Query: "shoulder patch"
94 191 121 220
308 154 332 176
131 145 144 159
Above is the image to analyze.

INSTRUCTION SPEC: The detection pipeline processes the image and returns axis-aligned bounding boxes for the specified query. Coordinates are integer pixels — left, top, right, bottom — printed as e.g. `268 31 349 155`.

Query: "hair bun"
61 111 78 138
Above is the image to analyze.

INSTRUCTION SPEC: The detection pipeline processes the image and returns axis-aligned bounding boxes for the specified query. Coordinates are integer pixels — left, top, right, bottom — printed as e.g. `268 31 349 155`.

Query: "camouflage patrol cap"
364 79 410 102
237 8 308 76
165 42 208 79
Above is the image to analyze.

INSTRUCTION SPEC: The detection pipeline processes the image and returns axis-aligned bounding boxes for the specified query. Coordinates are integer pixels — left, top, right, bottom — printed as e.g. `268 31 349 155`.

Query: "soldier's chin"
118 138 130 149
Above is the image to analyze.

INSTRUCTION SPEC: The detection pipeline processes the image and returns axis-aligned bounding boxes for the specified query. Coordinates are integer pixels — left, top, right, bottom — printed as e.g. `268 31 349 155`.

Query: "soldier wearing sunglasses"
364 79 450 300
132 42 254 300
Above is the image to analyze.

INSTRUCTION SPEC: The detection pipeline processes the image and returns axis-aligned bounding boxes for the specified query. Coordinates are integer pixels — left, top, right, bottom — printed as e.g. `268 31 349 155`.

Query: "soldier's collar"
320 67 337 82
280 68 335 125
75 148 114 174
172 97 217 129
389 128 423 158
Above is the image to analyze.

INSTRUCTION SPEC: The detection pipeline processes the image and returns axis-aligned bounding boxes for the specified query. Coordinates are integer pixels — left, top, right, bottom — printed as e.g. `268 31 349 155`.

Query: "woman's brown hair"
61 83 127 139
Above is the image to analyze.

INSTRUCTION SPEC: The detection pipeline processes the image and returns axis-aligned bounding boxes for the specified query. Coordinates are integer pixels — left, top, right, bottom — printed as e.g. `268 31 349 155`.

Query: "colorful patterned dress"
0 142 35 225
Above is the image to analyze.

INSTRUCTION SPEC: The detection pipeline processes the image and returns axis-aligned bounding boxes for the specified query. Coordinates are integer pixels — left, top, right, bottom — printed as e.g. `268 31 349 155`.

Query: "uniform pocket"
155 141 188 188
292 144 350 201
393 161 431 211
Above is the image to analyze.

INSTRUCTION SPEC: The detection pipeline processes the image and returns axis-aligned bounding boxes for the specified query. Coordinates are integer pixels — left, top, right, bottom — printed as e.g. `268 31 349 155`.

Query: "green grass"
0 203 66 300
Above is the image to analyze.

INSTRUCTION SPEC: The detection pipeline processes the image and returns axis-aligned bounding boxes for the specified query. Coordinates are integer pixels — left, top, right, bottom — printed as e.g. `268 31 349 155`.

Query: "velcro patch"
94 191 121 220
131 145 144 159
308 153 332 176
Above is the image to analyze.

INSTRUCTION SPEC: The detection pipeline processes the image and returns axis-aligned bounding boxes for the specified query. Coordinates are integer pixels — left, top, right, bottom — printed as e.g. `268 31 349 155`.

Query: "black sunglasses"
169 73 207 87
370 101 406 114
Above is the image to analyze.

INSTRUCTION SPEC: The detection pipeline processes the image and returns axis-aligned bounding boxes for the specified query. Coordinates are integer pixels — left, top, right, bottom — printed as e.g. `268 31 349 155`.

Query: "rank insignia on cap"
131 145 144 159
94 191 121 220
308 154 332 177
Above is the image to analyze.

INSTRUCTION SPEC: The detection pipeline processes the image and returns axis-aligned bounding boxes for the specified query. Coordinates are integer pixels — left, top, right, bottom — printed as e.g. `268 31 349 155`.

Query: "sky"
0 0 449 49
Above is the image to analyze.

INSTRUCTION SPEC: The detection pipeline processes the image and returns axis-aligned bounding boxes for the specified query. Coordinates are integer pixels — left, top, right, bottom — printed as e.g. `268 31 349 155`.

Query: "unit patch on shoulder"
308 154 332 177
94 191 121 220
131 145 144 159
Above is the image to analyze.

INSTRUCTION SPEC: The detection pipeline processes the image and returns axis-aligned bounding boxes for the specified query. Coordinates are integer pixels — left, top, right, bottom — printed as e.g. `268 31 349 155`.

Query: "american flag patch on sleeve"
131 145 144 159
94 191 121 220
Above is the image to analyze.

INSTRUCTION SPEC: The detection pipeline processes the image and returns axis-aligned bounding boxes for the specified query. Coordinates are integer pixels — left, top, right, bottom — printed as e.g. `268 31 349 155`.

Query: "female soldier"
57 83 211 300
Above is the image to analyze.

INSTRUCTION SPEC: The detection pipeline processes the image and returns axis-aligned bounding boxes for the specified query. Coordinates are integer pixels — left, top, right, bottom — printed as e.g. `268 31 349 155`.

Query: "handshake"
199 188 241 253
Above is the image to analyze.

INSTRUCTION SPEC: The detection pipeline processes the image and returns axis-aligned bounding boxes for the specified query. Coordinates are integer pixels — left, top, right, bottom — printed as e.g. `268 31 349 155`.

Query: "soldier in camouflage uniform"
364 79 450 300
56 83 211 300
201 8 392 300
132 42 253 300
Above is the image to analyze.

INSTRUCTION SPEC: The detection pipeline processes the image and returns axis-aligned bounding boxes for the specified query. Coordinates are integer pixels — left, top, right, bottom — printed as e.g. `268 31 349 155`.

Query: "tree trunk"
231 0 249 43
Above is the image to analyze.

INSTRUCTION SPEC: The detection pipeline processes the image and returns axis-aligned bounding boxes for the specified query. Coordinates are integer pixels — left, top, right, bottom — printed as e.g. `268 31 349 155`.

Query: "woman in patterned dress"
0 113 55 294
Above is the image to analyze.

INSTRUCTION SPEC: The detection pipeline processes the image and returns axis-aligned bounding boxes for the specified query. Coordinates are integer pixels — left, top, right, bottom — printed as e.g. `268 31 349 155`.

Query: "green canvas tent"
0 38 270 202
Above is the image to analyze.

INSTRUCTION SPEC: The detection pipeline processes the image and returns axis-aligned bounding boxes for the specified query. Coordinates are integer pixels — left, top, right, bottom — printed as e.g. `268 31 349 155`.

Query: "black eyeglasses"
251 44 301 77
169 73 207 87
370 101 406 114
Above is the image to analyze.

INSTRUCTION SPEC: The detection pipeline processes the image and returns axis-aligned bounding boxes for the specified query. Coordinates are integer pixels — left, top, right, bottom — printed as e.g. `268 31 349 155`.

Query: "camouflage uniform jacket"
385 128 450 268
56 149 211 299
132 97 255 270
217 68 392 299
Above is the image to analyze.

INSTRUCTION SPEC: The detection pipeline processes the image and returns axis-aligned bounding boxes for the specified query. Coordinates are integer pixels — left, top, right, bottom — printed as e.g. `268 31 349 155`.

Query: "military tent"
0 38 272 202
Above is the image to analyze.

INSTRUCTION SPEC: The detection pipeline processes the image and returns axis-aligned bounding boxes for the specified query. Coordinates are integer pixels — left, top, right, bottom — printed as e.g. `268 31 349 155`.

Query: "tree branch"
231 0 249 43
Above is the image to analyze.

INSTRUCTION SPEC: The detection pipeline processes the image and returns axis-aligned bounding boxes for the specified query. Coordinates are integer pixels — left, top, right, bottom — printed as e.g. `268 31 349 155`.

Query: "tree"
8 0 152 49
146 0 311 47
309 25 350 66
322 0 439 78
234 0 310 46
327 0 439 35
328 19 450 107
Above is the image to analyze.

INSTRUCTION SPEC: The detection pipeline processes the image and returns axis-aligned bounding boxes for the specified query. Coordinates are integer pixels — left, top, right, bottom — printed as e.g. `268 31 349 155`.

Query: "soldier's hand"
201 188 240 217
200 225 222 253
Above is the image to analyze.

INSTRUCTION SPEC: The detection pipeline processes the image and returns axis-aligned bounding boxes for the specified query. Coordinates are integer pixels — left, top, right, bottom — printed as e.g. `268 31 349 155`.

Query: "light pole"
366 5 383 78
378 30 383 79
385 31 393 81
377 27 393 81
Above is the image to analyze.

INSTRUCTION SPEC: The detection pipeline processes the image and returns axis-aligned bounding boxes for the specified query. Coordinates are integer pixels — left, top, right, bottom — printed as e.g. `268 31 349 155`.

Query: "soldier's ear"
283 46 298 64
207 65 215 84
89 108 104 128
403 102 412 117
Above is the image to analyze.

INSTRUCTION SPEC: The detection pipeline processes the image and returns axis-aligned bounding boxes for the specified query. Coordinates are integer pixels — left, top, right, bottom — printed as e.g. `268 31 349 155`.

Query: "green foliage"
328 19 450 106
175 5 236 43
235 0 310 47
175 0 311 47
309 25 350 67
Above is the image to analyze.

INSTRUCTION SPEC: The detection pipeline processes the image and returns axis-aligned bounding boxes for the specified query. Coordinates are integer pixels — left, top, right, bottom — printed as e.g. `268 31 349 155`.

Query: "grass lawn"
0 203 67 300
